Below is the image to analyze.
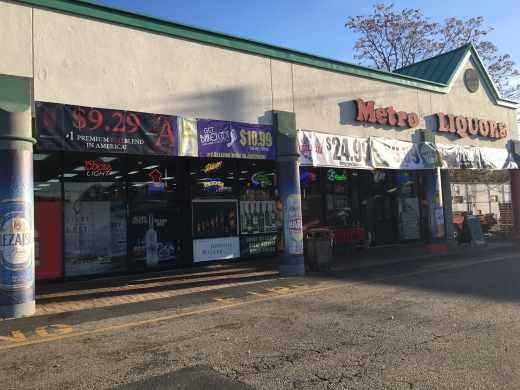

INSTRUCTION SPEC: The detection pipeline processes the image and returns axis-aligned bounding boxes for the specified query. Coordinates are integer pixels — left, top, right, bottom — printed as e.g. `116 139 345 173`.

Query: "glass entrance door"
361 170 397 246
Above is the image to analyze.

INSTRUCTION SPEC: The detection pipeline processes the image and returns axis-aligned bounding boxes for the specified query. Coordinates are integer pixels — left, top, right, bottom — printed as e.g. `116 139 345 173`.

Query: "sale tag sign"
370 137 440 169
197 119 275 160
61 105 175 156
298 130 372 169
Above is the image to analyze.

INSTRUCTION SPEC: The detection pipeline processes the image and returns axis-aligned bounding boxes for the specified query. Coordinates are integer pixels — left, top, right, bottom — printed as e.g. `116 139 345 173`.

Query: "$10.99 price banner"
197 119 274 160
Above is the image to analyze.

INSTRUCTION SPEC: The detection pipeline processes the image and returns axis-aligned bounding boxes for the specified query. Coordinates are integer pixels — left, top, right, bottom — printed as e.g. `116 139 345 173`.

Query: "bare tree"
345 4 520 100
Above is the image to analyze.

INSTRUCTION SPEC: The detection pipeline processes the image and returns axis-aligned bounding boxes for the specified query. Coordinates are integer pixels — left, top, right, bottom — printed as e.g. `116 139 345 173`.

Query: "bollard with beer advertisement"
275 162 305 276
273 110 305 277
0 76 35 319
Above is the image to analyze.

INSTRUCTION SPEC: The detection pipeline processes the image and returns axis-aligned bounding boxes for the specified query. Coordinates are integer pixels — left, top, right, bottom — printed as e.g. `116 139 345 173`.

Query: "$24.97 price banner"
298 130 372 169
197 119 274 160
299 130 441 170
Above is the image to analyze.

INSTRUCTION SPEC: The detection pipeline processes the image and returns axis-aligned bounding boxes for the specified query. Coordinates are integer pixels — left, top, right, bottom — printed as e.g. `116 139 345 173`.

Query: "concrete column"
273 111 305 277
441 169 454 240
0 75 36 319
509 170 520 242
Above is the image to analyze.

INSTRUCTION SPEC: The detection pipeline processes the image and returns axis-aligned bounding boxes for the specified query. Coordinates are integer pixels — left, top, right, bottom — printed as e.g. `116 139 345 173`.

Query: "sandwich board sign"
458 216 487 247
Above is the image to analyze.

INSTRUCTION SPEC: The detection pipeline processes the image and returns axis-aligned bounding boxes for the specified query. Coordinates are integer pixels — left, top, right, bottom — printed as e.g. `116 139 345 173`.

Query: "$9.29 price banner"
35 102 175 155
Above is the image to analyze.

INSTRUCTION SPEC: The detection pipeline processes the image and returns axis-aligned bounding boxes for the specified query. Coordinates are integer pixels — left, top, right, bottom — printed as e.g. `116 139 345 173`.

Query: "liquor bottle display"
239 201 277 234
258 202 265 232
270 204 276 229
146 213 158 267
192 202 239 239
264 203 271 226
252 203 259 232
247 203 253 233
241 203 247 233
228 209 236 235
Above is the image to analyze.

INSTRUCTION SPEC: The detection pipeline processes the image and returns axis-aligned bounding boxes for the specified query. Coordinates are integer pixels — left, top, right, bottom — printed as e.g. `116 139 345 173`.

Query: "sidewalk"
30 236 520 317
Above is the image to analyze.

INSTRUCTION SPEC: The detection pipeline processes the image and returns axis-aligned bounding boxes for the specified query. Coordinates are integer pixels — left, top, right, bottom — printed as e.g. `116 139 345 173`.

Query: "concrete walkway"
28 236 520 317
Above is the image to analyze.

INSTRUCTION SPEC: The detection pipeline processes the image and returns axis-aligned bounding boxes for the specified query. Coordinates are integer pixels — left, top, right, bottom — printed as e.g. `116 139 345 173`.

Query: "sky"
94 0 519 85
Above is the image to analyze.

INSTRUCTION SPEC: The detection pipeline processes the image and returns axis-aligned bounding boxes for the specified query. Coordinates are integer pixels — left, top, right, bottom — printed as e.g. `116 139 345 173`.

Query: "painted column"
273 111 305 277
421 168 447 253
509 142 520 242
509 170 520 242
420 130 446 253
0 76 36 319
441 169 454 240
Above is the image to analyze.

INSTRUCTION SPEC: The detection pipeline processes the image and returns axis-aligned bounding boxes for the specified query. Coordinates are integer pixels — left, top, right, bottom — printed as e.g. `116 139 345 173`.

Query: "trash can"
306 228 333 270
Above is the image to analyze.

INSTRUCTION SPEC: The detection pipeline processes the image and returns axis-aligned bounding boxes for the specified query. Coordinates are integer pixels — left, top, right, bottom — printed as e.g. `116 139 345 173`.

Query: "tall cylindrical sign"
273 110 305 276
275 161 305 275
0 76 35 319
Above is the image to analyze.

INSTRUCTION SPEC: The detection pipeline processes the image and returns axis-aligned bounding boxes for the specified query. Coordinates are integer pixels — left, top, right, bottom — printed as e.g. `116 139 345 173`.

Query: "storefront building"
1 0 518 317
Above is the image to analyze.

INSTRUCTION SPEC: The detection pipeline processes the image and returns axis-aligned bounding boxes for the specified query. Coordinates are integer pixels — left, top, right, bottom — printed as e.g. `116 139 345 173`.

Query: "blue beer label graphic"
0 199 34 291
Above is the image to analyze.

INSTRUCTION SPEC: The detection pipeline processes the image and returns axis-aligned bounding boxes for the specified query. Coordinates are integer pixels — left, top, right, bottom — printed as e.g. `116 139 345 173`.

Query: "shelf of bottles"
192 200 238 239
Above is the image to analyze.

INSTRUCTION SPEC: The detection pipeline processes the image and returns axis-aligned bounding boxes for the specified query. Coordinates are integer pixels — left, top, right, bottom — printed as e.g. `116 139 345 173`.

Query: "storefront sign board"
298 130 371 169
370 138 440 169
193 237 240 262
436 144 517 170
240 233 277 257
36 102 274 160
198 119 275 160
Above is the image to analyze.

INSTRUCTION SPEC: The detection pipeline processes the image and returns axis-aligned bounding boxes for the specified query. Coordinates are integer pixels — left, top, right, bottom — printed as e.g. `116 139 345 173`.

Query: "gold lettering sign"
204 161 223 173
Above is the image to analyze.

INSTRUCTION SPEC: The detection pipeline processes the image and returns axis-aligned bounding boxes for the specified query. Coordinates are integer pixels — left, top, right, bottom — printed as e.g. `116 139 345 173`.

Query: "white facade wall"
1 0 517 148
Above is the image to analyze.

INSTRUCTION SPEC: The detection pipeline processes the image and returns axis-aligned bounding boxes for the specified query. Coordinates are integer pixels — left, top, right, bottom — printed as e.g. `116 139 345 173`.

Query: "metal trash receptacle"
306 228 333 270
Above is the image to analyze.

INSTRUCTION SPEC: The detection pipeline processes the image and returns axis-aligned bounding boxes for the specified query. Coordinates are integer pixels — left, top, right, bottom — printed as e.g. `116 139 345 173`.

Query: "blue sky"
95 0 518 83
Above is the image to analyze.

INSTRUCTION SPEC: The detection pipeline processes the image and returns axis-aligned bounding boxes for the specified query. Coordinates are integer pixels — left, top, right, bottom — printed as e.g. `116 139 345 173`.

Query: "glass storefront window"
395 171 421 240
127 156 181 268
234 161 277 258
323 168 360 226
62 153 127 277
191 158 237 199
360 169 396 245
34 152 62 202
127 156 178 210
34 152 63 280
63 153 126 202
237 161 276 235
299 166 324 228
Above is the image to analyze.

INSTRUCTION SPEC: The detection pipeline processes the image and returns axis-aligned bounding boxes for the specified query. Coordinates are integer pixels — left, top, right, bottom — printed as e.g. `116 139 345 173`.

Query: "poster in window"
127 209 181 268
63 201 127 276
35 102 64 151
239 201 276 234
192 200 238 239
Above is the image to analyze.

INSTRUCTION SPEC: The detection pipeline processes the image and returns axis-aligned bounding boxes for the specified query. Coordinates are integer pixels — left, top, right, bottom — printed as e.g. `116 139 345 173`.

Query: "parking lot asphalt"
12 236 519 319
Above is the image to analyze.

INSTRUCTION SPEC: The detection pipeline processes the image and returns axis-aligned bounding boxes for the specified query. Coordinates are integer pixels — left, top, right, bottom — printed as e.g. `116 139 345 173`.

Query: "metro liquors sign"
355 98 508 140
